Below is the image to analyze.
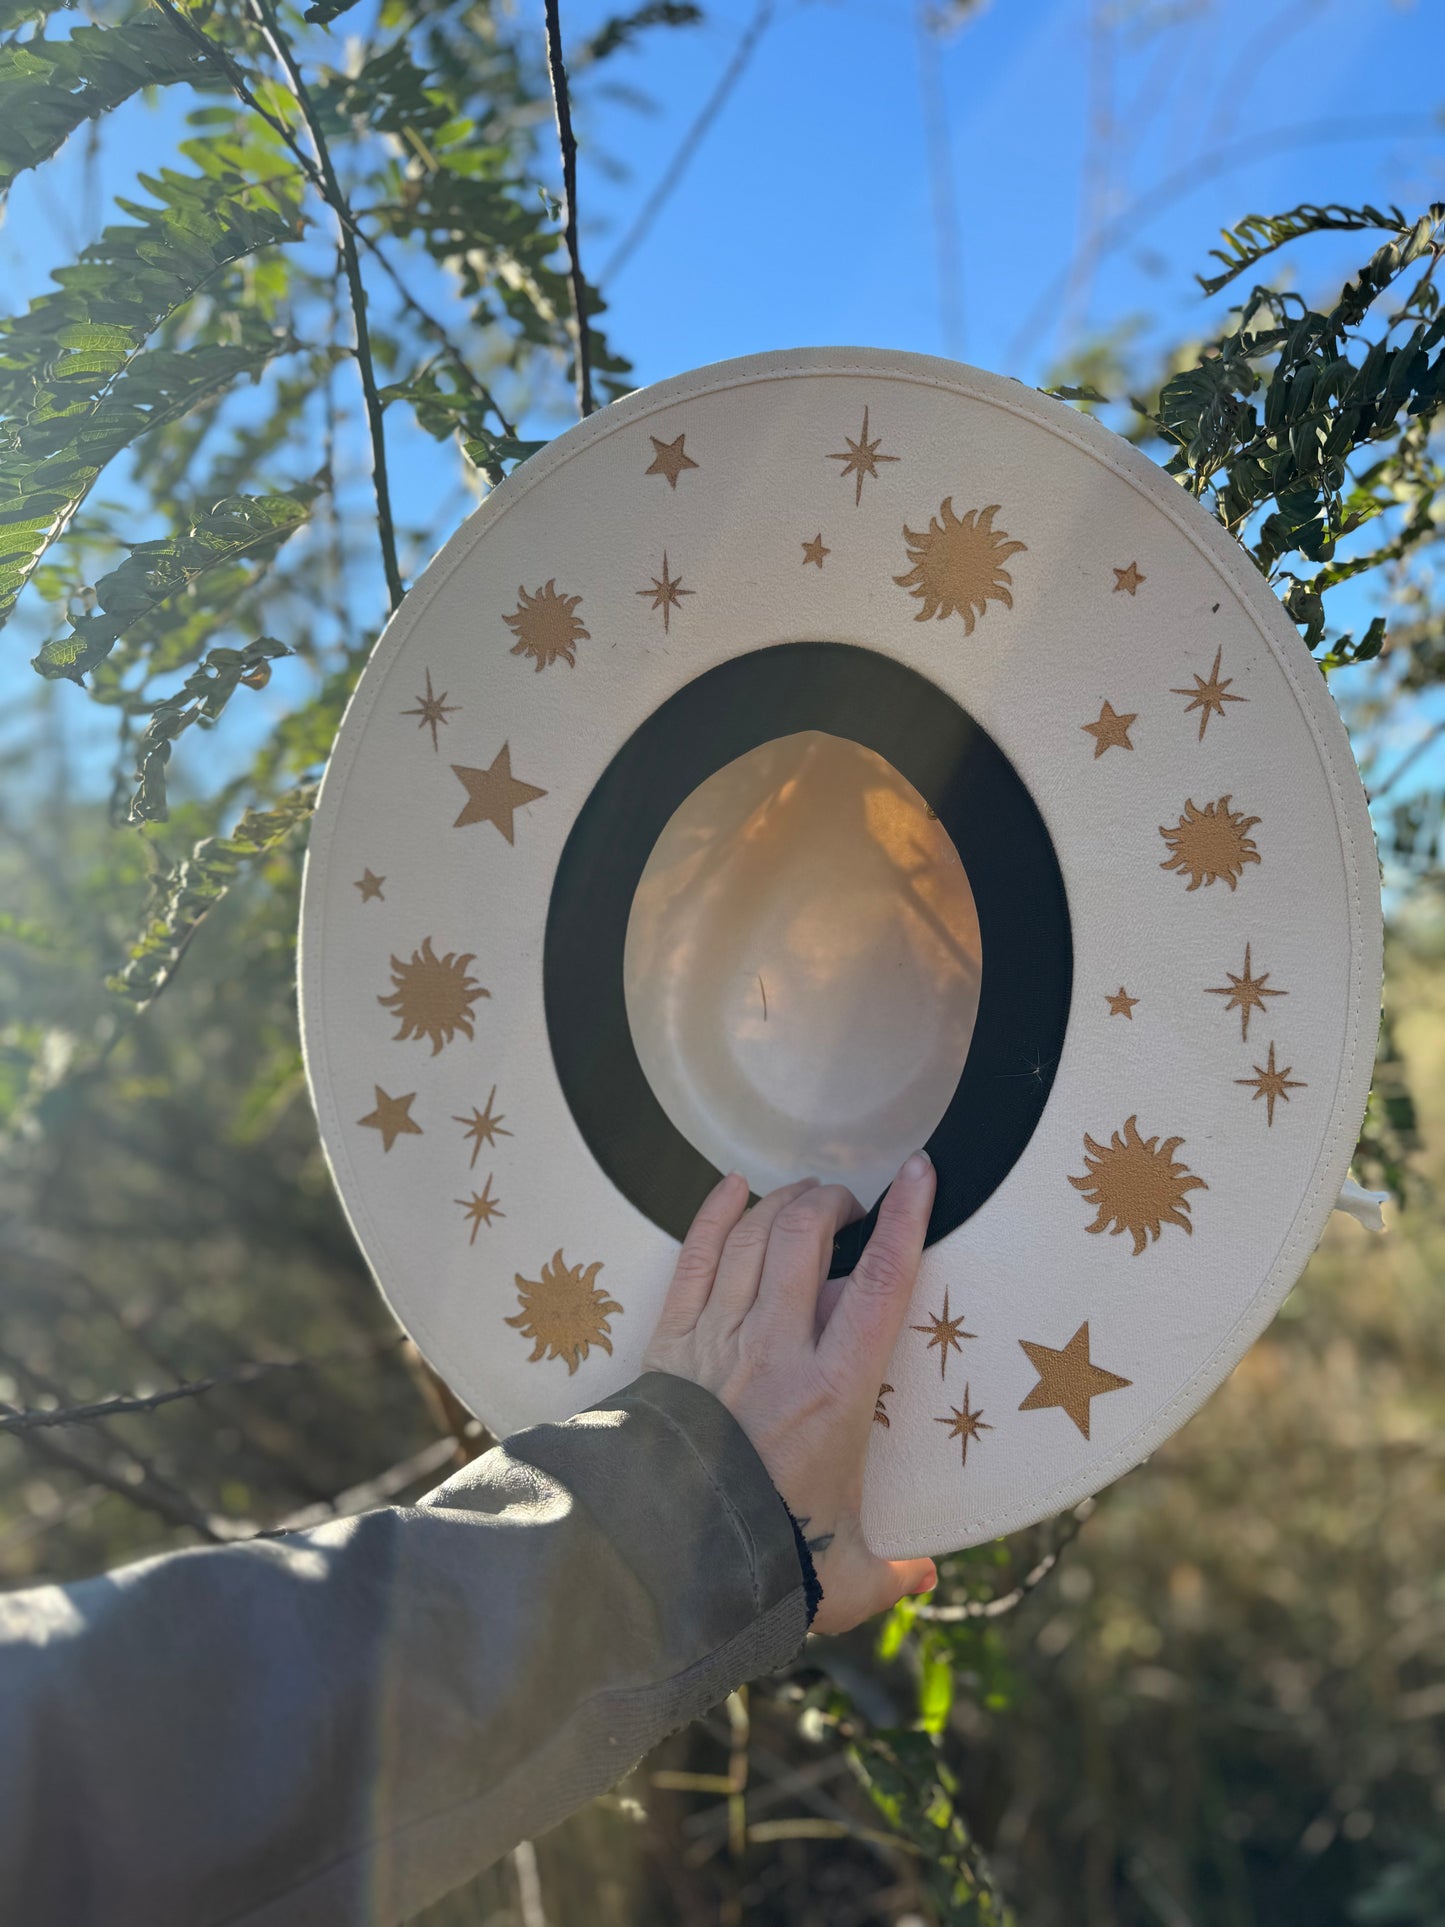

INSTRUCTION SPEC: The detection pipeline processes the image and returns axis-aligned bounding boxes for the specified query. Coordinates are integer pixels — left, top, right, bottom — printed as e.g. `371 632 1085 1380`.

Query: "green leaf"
128 636 291 824
577 3 703 66
302 0 365 21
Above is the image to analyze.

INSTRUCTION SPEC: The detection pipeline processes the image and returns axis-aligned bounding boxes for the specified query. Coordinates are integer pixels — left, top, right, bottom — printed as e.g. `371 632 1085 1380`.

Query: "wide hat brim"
300 349 1382 1559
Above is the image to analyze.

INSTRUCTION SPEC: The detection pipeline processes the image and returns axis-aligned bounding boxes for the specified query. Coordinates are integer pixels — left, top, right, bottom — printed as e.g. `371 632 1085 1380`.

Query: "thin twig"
1370 718 1445 802
543 0 594 418
602 0 774 284
914 1499 1095 1622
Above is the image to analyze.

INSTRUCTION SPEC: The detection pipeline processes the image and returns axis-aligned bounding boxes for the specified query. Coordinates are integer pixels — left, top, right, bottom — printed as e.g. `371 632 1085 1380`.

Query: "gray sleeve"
0 1371 809 1927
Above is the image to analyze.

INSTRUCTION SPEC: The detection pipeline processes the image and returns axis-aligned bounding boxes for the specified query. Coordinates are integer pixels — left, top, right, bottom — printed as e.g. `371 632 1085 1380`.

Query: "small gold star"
911 1286 977 1380
1236 1040 1306 1126
801 533 831 569
1171 645 1247 740
636 552 695 633
354 868 385 903
1018 1323 1131 1439
828 405 899 506
645 432 698 489
358 1086 422 1153
402 668 460 751
1206 942 1286 1042
456 1174 504 1242
454 1085 512 1168
1106 986 1139 1018
452 743 548 843
1113 561 1145 596
1081 699 1137 756
873 1383 894 1428
934 1385 993 1466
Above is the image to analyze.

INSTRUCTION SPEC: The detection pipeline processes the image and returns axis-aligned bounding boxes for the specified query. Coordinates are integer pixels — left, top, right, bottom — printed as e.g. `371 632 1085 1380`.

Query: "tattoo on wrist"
795 1515 835 1557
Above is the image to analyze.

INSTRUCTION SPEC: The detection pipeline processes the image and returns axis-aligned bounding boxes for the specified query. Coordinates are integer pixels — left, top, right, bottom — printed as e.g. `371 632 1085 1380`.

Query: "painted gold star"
801 533 831 569
828 405 899 506
402 668 460 751
1236 1040 1306 1126
354 868 385 903
1018 1323 1131 1439
1206 942 1286 1042
1171 646 1247 740
453 1085 512 1168
1113 561 1146 596
873 1383 894 1428
636 551 695 633
934 1385 993 1466
911 1286 977 1380
456 1174 504 1242
1081 699 1137 757
1105 986 1139 1018
645 432 698 489
358 1085 422 1153
452 743 547 843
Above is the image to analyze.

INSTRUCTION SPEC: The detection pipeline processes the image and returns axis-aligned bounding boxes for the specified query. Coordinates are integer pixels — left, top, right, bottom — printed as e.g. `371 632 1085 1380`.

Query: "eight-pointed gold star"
1105 986 1139 1018
455 1174 504 1241
358 1085 422 1153
402 667 460 751
1171 645 1247 740
1081 699 1137 757
828 405 899 506
934 1385 993 1466
1018 1323 1131 1439
452 743 548 843
1236 1040 1306 1125
911 1286 977 1380
1206 941 1286 1042
636 552 695 632
454 1086 512 1168
354 868 385 903
1113 561 1146 595
645 432 698 489
801 533 830 569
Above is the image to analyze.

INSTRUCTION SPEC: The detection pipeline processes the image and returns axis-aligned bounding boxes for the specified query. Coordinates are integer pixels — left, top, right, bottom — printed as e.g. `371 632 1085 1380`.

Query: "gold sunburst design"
1171 645 1247 740
828 405 898 505
506 1250 621 1374
401 667 459 751
1069 1114 1207 1255
894 500 1025 630
378 936 488 1054
454 1085 511 1167
911 1286 977 1379
1236 1040 1306 1126
456 1174 504 1241
1206 941 1286 1041
504 581 588 671
1159 795 1262 892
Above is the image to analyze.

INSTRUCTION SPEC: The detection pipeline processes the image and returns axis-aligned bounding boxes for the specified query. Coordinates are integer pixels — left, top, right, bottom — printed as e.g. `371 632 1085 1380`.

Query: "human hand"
642 1154 939 1635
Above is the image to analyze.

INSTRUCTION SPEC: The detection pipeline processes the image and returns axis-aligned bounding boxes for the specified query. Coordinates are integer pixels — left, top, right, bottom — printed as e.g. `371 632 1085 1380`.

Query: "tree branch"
914 1498 1095 1622
543 0 595 418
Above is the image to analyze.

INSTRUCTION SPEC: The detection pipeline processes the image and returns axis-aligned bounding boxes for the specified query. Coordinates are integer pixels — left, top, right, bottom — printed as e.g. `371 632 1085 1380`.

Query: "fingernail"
901 1149 932 1182
912 1562 938 1595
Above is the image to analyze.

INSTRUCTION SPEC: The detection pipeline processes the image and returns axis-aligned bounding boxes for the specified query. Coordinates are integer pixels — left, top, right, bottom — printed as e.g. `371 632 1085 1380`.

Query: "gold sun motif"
873 1383 894 1428
1206 941 1286 1042
378 936 488 1054
894 499 1026 630
1159 795 1262 892
504 581 589 671
456 1175 504 1242
1069 1114 1208 1255
506 1250 622 1374
636 552 694 633
911 1286 977 1379
934 1385 993 1466
1236 1040 1306 1126
828 405 898 505
454 1085 512 1167
1171 646 1247 740
401 667 459 751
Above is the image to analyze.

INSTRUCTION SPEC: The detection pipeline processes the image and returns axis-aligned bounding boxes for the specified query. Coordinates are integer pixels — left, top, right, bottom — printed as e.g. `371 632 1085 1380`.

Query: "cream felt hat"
298 349 1382 1560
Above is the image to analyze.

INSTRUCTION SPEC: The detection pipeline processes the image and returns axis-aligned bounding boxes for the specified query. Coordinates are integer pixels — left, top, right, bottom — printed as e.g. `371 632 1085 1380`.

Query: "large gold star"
354 868 385 903
645 432 698 489
801 533 831 569
636 552 694 633
911 1286 977 1380
1018 1323 1131 1439
1236 1040 1306 1126
358 1085 422 1153
828 405 899 506
453 1085 512 1168
402 667 460 752
1206 942 1286 1042
934 1385 993 1466
456 1174 504 1242
1081 699 1137 757
451 743 547 843
1112 561 1146 596
1105 986 1139 1018
1171 645 1247 740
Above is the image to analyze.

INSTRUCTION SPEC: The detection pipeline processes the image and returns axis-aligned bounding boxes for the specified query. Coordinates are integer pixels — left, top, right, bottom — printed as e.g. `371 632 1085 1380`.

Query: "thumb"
887 1557 937 1603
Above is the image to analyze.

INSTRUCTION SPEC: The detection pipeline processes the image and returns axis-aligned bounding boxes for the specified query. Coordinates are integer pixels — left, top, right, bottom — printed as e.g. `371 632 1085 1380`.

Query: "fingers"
755 1183 866 1341
817 1150 935 1388
654 1172 749 1336
702 1177 820 1330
